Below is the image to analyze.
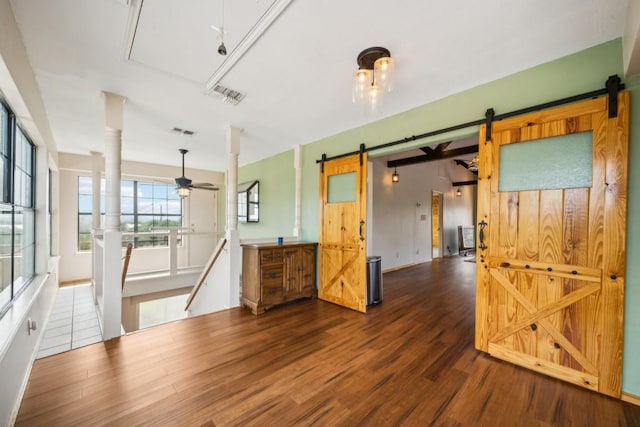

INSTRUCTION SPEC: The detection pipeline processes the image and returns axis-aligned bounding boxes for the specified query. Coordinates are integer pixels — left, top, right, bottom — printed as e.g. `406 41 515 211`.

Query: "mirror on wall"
238 180 259 223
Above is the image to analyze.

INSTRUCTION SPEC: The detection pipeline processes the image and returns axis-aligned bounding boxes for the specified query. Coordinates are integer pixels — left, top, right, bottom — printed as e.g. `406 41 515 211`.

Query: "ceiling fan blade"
191 185 219 191
191 182 216 187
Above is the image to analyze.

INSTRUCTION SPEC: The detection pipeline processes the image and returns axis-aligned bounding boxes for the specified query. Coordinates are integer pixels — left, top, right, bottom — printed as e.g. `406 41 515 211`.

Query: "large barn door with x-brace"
318 153 368 313
475 93 629 397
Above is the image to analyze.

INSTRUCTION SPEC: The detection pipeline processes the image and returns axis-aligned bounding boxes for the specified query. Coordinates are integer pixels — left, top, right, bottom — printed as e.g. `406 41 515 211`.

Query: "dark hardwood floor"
16 257 640 426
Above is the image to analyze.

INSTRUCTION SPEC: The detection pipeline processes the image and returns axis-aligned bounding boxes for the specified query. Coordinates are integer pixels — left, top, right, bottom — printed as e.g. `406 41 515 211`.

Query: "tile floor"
36 284 102 359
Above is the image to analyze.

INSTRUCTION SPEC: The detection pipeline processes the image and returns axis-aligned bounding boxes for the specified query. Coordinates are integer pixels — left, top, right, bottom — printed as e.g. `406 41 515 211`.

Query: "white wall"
0 0 60 423
58 153 224 282
370 153 475 271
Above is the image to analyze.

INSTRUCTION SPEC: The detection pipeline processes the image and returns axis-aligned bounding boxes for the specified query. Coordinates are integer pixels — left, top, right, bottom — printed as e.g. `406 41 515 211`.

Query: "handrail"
121 243 133 290
184 238 227 311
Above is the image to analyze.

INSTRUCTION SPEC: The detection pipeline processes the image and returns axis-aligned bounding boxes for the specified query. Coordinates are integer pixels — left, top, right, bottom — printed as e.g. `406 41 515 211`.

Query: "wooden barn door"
318 153 368 312
475 93 629 397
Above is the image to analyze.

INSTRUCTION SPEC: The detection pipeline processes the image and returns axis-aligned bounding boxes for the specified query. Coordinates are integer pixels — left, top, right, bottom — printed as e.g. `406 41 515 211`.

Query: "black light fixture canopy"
356 46 391 70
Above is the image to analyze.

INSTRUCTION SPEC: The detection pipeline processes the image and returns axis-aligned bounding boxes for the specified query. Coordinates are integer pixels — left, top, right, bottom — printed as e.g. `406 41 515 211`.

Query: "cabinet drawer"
261 266 283 286
261 249 283 264
262 284 283 305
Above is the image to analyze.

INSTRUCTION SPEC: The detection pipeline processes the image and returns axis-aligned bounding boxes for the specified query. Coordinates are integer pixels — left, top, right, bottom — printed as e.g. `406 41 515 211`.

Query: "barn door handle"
478 220 488 251
359 220 365 241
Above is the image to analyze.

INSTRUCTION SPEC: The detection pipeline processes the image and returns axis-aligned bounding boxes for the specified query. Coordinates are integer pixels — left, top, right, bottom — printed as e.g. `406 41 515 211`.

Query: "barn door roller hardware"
605 75 623 118
484 109 495 142
316 75 625 164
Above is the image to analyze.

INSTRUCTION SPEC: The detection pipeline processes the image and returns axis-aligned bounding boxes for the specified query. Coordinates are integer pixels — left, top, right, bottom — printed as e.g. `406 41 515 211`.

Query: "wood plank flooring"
16 257 640 426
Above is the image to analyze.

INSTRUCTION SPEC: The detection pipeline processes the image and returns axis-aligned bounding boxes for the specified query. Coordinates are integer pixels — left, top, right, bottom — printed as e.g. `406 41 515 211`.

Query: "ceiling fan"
454 155 479 173
175 149 218 197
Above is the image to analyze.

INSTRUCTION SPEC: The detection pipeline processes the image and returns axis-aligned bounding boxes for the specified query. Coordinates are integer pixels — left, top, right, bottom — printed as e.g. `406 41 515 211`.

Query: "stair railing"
184 237 227 311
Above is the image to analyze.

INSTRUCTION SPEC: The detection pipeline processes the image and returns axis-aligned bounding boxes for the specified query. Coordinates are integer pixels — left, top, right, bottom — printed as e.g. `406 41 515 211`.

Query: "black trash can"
366 256 383 305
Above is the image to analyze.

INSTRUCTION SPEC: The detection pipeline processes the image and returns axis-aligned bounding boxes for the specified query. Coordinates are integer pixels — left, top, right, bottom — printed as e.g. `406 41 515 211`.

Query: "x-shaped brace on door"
488 269 600 375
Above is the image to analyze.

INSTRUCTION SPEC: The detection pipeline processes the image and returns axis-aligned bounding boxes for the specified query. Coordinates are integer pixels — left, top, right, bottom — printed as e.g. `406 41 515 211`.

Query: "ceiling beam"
387 145 479 168
452 180 477 187
454 159 470 169
419 141 451 154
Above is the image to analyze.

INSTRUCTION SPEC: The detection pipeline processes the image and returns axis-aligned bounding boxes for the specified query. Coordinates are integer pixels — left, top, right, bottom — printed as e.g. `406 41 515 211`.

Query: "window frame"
0 99 36 318
77 176 183 251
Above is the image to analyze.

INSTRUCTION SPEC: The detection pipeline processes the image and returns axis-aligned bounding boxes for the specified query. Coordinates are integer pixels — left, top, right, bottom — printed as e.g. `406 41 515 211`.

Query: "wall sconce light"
456 187 462 197
392 168 399 183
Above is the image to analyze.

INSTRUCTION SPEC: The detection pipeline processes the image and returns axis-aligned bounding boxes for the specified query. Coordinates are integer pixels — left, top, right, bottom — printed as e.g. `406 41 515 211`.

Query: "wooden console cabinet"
241 242 317 315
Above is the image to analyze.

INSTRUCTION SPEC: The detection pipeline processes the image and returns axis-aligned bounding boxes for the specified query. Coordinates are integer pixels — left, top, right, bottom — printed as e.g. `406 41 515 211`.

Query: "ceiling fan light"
177 186 191 198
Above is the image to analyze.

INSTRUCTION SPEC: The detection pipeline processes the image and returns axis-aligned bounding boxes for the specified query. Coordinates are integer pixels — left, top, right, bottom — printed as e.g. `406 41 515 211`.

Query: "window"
78 177 182 251
0 100 36 317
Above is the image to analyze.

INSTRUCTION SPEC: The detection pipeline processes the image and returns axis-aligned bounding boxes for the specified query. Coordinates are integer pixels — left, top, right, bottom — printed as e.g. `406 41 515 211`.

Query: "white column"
226 126 240 232
90 151 102 230
226 125 241 308
293 144 302 238
101 91 126 340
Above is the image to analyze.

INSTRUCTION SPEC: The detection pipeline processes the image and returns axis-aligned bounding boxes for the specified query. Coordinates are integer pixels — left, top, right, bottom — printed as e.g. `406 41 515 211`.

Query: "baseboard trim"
59 278 91 287
622 392 640 406
382 261 427 274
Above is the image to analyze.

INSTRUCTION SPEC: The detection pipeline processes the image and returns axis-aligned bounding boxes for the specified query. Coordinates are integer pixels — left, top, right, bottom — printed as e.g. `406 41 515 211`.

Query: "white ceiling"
9 0 630 172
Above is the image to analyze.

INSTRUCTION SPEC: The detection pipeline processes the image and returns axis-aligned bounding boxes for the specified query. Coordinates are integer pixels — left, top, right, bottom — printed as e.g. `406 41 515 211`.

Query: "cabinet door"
283 248 300 298
299 246 316 293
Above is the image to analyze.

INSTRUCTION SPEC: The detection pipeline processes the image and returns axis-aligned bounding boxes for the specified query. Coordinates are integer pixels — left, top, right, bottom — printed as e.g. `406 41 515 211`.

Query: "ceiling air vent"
171 127 196 136
210 84 246 106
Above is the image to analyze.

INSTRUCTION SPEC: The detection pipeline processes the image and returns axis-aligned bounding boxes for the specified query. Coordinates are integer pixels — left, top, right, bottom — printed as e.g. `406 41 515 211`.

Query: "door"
431 191 443 258
475 93 629 397
319 153 368 312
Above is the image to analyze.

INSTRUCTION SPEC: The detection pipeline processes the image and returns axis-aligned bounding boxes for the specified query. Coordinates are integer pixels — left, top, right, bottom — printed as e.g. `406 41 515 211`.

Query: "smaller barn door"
475 93 629 397
318 153 368 312
431 191 443 258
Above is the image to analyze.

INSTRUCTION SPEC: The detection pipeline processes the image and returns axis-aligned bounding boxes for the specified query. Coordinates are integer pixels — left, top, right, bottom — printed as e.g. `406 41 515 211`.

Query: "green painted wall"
240 39 640 396
238 150 294 238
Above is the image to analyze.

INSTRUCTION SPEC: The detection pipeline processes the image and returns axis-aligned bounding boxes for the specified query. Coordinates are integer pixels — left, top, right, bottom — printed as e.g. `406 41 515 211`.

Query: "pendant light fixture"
352 47 394 113
456 187 462 197
392 168 399 183
211 0 227 56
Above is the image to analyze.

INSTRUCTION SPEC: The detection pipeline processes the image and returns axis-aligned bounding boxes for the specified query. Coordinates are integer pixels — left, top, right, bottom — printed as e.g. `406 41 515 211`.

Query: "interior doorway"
431 190 443 259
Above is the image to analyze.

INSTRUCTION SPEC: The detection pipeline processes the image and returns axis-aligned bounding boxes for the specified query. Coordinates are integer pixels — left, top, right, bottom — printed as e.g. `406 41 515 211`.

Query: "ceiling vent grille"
210 84 246 105
171 127 196 136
